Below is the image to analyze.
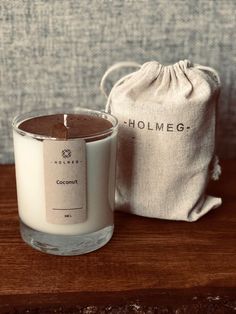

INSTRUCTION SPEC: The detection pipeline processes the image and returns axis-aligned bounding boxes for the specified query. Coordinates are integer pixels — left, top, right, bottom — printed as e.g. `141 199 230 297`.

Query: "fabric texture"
106 60 222 221
0 0 235 163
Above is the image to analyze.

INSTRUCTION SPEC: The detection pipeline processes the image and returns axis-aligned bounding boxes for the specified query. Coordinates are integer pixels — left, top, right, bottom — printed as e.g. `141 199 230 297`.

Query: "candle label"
43 139 87 224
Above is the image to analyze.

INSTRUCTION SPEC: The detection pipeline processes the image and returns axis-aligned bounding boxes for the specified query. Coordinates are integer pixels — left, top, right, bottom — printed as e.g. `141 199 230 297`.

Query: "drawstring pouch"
100 60 222 221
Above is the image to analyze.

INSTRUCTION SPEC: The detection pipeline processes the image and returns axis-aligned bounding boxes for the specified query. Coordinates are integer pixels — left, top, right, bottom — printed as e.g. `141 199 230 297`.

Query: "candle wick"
64 114 68 129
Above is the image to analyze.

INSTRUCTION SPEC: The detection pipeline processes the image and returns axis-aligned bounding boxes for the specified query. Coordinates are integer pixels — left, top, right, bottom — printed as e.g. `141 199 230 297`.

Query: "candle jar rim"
12 107 118 141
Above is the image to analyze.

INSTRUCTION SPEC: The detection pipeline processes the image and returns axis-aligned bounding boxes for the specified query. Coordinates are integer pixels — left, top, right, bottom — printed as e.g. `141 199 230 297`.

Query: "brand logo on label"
62 149 72 158
52 149 79 165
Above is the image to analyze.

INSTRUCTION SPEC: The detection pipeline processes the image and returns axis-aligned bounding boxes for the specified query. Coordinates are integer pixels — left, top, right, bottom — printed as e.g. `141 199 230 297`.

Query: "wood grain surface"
0 162 235 313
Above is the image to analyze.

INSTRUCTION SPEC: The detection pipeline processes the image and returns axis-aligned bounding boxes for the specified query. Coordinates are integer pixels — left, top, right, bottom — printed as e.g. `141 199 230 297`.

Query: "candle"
12 108 118 255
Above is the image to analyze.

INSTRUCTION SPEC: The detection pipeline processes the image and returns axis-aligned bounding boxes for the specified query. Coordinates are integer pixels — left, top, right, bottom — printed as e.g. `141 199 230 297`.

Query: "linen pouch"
100 60 222 221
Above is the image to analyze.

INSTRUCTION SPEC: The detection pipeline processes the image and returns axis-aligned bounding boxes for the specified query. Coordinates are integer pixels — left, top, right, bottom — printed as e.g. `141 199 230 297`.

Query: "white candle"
13 108 118 255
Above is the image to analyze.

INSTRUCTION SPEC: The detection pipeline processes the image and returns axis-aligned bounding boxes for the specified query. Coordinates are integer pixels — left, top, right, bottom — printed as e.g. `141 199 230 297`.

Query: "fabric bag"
100 60 222 221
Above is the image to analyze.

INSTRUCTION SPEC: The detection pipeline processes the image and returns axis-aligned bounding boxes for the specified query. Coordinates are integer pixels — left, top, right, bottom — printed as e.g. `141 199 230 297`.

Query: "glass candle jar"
12 108 118 255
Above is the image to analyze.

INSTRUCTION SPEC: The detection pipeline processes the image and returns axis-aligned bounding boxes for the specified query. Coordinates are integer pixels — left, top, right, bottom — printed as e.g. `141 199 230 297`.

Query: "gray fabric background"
0 0 235 163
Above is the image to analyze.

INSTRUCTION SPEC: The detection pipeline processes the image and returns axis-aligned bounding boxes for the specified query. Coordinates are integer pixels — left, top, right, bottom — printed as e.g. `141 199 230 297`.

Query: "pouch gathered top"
100 60 222 221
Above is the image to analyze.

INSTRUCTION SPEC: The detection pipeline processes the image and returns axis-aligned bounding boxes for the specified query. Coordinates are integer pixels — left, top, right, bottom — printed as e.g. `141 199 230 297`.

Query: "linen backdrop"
0 0 235 162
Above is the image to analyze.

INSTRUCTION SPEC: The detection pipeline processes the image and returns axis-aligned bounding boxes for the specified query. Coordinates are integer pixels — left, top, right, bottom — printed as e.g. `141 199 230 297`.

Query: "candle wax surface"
18 114 113 140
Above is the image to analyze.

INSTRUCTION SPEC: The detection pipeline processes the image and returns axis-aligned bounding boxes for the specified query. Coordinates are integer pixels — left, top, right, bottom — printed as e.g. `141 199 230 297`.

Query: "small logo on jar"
62 149 72 158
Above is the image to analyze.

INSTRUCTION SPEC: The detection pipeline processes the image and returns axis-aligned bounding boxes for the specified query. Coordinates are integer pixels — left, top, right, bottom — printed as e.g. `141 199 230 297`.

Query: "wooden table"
0 162 235 313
